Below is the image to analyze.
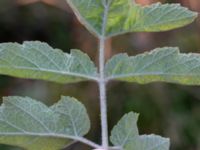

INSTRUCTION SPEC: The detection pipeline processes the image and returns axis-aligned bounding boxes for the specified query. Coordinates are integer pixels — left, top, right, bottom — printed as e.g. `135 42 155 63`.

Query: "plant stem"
98 37 109 149
98 1 110 149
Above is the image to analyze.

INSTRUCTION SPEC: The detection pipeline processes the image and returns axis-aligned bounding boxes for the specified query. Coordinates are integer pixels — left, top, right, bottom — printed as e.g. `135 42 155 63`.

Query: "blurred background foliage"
0 0 199 150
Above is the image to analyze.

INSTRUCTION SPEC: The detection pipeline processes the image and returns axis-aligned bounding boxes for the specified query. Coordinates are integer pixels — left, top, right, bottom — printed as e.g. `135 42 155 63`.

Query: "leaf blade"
110 112 170 150
118 3 197 35
51 96 90 137
110 112 141 150
0 41 98 83
66 0 197 37
0 96 90 150
140 134 170 150
106 47 200 85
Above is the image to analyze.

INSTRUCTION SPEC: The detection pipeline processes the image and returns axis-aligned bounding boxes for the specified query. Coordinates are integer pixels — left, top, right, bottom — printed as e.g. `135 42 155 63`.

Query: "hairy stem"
98 37 109 149
98 1 110 149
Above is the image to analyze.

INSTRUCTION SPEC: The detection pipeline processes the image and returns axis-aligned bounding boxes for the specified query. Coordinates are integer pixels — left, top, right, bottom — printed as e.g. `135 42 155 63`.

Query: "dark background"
0 0 199 150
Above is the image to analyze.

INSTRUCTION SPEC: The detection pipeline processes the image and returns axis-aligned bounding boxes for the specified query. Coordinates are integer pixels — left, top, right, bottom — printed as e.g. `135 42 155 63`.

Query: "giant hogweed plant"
0 0 198 150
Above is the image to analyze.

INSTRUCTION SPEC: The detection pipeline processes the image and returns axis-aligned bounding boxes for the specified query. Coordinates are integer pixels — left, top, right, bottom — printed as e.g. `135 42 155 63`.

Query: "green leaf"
51 96 90 137
0 96 90 150
110 112 141 150
66 0 197 37
110 112 170 150
0 41 98 83
105 47 200 85
140 135 170 150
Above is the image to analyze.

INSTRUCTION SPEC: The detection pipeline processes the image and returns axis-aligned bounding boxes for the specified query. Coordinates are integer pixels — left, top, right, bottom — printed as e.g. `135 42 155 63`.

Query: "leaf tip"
124 111 140 122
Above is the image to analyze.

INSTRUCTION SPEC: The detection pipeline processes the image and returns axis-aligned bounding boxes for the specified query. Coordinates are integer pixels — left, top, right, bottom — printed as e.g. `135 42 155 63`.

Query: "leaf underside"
66 0 197 37
110 112 170 150
140 135 170 150
110 112 141 150
105 47 200 85
0 96 90 150
0 41 97 84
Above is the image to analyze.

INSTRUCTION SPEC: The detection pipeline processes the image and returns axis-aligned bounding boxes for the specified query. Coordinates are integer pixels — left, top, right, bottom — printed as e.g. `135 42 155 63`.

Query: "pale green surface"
0 96 90 150
66 0 197 37
51 96 90 137
140 135 170 150
106 47 200 85
110 112 140 150
110 112 169 150
0 41 97 83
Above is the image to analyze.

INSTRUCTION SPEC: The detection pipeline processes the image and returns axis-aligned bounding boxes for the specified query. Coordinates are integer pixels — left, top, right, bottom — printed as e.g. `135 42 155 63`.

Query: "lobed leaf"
66 0 197 37
110 112 140 150
110 112 169 150
51 96 90 137
105 47 200 85
0 96 90 150
0 41 98 83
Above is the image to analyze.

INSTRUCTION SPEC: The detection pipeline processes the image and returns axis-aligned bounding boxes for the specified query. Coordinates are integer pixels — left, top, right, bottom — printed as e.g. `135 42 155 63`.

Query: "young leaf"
110 112 169 150
0 41 98 83
0 96 90 150
110 112 141 150
66 0 197 37
105 47 200 85
140 135 170 150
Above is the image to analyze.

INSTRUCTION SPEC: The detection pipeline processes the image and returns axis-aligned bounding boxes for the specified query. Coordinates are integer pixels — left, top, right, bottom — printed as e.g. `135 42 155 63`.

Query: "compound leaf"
0 96 90 150
140 135 170 150
0 41 98 83
66 0 197 37
106 47 200 85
